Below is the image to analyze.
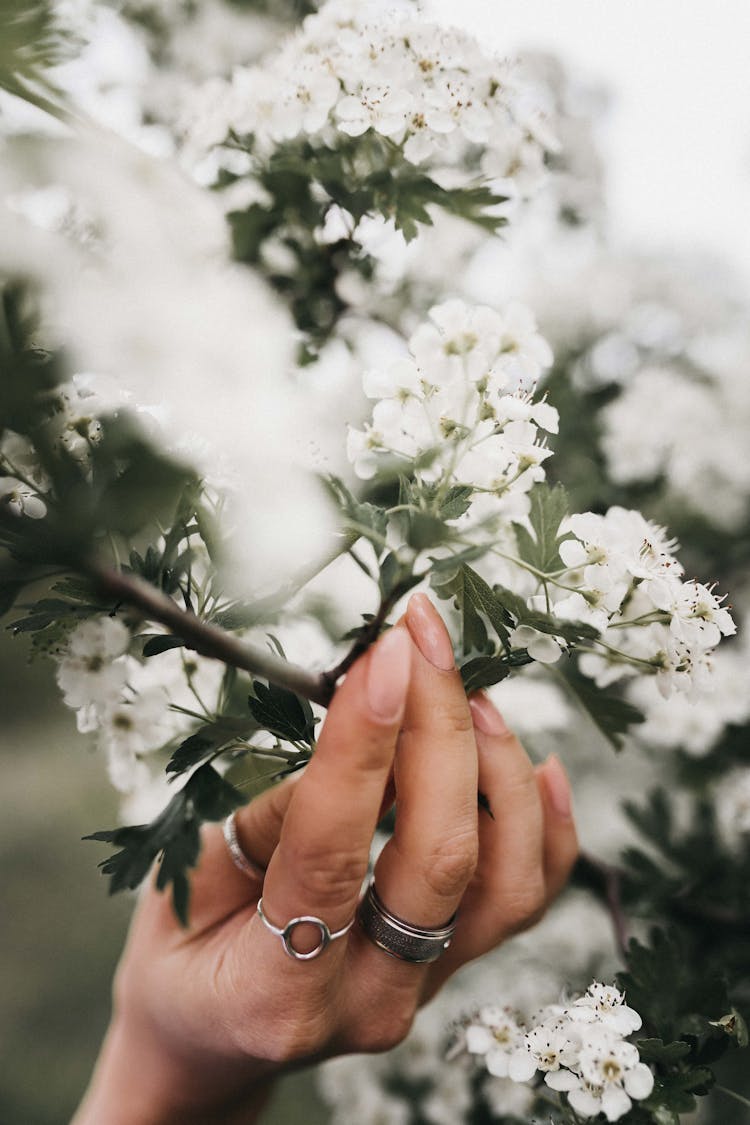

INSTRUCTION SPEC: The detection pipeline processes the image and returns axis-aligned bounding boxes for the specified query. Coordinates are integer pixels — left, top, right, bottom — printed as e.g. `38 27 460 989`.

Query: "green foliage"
608 930 748 1122
620 788 750 1010
86 764 244 926
226 132 507 351
559 662 645 750
326 475 388 550
247 680 317 748
512 482 572 574
0 0 75 104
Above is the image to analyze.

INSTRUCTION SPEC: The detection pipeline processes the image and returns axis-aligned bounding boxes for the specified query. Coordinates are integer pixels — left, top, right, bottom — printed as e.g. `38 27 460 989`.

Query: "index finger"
244 625 412 961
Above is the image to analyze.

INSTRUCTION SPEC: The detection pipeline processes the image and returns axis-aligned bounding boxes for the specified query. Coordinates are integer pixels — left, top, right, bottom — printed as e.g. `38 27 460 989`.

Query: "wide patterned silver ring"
257 897 355 961
357 879 457 964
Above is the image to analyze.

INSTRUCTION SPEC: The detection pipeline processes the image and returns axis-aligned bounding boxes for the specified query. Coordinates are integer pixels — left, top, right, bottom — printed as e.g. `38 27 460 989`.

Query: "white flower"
568 983 643 1036
465 1006 529 1079
508 624 564 665
510 1020 580 1081
99 689 174 794
56 617 131 710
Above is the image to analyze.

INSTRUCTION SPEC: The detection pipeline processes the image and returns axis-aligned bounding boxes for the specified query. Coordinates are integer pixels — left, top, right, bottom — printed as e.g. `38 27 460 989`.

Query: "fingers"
369 594 478 933
536 753 579 900
430 696 577 984
241 625 412 963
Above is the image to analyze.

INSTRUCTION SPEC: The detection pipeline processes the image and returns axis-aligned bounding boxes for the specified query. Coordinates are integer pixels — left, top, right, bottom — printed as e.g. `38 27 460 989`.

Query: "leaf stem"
716 1085 750 1109
85 560 334 706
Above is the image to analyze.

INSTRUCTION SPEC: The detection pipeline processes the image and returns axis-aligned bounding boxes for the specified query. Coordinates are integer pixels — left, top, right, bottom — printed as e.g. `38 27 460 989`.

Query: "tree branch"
320 576 416 693
85 560 335 707
574 851 629 960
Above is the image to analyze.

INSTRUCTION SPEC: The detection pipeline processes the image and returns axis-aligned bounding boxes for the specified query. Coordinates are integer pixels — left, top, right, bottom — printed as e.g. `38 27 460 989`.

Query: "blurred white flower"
56 617 130 710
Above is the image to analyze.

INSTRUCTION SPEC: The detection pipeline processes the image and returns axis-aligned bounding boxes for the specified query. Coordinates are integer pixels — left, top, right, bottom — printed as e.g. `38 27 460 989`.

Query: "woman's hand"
74 594 578 1125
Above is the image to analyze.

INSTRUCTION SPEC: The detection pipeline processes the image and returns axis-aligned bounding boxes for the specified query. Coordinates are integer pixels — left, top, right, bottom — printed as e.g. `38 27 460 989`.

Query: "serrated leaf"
142 634 186 657
327 475 388 546
512 483 570 574
438 485 473 521
248 680 316 747
166 730 218 776
636 1039 692 1065
561 663 645 750
86 764 244 925
431 565 489 657
460 655 512 692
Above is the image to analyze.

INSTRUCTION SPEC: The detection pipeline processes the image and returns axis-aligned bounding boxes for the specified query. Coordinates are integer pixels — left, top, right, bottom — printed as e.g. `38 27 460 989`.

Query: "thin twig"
320 578 415 692
86 560 334 707
575 851 630 959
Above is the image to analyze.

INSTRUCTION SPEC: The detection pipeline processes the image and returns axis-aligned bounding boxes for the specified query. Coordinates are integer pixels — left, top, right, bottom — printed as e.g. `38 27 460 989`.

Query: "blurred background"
1 2 749 1123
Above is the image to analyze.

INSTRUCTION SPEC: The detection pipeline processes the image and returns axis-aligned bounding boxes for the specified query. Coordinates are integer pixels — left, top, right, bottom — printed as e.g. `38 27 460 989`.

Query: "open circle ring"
257 897 355 961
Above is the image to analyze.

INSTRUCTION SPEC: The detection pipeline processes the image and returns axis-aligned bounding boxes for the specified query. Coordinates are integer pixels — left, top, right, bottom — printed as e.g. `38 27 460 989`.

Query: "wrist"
72 1014 274 1125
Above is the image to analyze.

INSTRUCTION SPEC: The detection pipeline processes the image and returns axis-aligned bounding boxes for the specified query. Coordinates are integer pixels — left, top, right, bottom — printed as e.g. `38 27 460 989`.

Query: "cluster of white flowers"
537 508 735 695
55 616 224 794
466 982 654 1122
599 350 750 531
347 298 556 517
184 0 554 193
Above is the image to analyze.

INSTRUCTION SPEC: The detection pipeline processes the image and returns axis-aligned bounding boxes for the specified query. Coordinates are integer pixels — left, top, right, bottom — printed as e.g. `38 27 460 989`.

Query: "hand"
74 594 578 1125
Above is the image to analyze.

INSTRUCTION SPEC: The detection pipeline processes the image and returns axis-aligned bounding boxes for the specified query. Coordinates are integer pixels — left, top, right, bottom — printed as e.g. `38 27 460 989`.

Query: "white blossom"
55 617 131 710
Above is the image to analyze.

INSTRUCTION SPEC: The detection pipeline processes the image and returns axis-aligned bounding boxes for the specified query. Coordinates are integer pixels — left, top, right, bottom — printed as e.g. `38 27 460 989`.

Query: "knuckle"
284 838 367 909
421 831 478 900
440 694 476 737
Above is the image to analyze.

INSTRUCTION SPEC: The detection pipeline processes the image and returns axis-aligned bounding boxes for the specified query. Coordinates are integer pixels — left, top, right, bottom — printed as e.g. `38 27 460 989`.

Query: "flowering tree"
1 2 748 1123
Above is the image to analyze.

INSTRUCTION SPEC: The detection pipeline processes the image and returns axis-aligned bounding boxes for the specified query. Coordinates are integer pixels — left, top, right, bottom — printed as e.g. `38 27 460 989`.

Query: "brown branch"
575 851 630 960
86 560 334 707
320 577 416 693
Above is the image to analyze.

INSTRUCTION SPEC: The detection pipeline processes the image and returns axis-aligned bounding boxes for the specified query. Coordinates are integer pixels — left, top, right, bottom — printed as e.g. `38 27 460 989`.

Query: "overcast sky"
432 0 750 281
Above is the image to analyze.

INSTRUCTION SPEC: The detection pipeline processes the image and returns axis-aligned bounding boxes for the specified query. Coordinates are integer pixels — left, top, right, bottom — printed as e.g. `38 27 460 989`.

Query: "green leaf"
86 764 244 925
512 483 570 574
459 655 512 692
560 663 645 750
326 475 388 547
431 564 489 657
248 680 317 747
636 1039 692 1065
142 634 186 657
437 484 474 521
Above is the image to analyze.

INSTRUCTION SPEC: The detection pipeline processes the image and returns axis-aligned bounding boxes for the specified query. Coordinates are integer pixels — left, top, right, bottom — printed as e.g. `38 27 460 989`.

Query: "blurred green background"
0 631 329 1124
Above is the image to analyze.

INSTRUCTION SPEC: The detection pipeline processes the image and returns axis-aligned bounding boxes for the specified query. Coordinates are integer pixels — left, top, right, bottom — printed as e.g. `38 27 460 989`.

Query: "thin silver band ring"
223 811 266 881
257 897 355 961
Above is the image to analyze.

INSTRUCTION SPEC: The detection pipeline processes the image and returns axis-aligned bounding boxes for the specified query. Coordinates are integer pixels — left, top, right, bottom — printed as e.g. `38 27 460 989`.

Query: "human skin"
73 593 578 1125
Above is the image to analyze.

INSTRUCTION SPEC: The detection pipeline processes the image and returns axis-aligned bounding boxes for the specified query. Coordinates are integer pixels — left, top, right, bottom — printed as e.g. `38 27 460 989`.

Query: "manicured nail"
541 754 572 819
469 692 510 736
367 627 411 720
406 593 455 671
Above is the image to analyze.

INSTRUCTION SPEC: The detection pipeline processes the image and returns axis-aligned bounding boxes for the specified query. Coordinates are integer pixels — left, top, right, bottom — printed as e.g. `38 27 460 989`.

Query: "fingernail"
406 593 455 671
367 627 411 721
541 754 572 819
469 693 510 736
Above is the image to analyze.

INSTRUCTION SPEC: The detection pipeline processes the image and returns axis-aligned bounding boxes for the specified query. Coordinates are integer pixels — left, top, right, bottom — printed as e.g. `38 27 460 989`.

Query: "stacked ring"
357 880 456 963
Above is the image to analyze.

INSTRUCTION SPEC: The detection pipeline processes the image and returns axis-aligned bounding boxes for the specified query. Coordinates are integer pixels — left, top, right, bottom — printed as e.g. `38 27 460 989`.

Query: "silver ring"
223 811 266 881
257 897 355 961
357 880 457 964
